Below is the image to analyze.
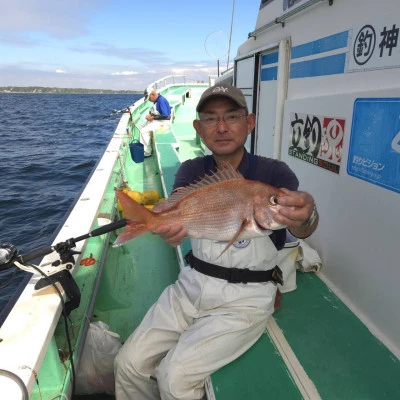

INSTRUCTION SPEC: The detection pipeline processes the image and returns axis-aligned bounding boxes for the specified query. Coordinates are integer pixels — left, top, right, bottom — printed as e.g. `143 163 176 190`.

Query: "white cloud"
171 68 186 74
56 69 66 74
73 43 170 64
0 0 98 39
111 71 138 76
0 59 219 90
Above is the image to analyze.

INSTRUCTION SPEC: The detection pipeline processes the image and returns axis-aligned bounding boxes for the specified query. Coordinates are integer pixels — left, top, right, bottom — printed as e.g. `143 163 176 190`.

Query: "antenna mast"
227 0 236 70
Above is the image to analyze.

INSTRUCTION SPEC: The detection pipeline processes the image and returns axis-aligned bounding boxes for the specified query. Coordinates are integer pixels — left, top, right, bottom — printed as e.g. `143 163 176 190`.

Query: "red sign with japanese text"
288 113 346 174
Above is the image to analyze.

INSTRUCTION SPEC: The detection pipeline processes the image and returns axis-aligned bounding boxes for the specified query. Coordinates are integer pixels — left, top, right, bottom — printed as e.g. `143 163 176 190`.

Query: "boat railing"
221 67 234 76
149 75 215 92
208 75 218 86
150 75 187 91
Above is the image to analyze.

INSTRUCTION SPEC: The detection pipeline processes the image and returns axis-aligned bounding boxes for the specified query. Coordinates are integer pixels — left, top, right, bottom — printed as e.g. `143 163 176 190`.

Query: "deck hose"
0 369 29 400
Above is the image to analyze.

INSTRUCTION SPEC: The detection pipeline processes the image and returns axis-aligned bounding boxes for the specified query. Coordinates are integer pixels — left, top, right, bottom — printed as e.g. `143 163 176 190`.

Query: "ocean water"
0 93 141 319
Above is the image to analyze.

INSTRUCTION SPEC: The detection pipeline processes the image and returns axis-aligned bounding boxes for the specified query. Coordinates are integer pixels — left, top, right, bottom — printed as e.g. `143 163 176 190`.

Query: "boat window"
260 0 275 9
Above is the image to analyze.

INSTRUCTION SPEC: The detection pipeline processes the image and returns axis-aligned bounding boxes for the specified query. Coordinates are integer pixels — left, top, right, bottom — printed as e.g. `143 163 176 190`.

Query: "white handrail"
150 75 187 91
147 75 212 92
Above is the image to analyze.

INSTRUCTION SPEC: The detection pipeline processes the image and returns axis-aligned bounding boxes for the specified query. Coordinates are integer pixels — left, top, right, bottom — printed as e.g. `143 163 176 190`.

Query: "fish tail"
114 189 157 246
113 221 151 246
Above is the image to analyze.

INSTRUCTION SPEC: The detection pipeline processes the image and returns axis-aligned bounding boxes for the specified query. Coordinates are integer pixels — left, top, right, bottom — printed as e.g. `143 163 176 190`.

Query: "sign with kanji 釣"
348 17 400 71
288 113 346 174
347 98 400 194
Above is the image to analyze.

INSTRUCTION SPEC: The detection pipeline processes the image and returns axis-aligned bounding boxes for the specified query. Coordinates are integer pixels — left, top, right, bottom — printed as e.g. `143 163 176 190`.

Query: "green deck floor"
211 330 303 399
94 233 180 342
92 153 180 341
211 272 400 399
274 273 400 399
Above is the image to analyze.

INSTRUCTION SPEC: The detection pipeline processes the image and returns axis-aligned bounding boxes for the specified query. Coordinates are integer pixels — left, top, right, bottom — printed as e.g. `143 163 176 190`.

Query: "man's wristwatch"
301 203 318 227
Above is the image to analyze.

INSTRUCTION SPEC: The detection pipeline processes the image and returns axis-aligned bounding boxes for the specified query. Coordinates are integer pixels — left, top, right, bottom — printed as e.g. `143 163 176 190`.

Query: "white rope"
117 152 129 188
49 393 69 400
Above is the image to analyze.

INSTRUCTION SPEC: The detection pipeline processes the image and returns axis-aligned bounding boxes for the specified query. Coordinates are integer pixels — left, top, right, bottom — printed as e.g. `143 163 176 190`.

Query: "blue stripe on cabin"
291 31 349 59
290 53 346 79
261 66 278 81
261 52 279 65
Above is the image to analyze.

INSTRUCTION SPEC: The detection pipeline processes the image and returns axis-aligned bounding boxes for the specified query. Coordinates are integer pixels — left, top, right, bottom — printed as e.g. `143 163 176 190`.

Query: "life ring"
80 257 96 266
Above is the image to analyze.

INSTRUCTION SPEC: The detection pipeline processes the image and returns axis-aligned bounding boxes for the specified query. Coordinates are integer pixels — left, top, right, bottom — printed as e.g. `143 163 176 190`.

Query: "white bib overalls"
139 104 171 156
114 235 278 400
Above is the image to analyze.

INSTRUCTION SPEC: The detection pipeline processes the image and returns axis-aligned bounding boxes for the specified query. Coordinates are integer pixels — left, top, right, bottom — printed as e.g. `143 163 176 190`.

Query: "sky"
0 0 260 90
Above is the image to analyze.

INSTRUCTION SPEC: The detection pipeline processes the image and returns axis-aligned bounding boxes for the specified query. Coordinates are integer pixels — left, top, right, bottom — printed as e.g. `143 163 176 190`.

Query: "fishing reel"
0 243 18 271
0 218 127 315
0 240 82 316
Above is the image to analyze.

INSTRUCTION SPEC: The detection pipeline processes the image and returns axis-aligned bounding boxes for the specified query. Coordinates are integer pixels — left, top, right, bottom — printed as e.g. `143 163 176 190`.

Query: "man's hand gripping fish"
114 163 287 255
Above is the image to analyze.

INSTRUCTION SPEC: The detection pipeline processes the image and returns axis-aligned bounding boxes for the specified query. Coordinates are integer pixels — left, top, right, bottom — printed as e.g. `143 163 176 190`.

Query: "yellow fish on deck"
114 164 287 254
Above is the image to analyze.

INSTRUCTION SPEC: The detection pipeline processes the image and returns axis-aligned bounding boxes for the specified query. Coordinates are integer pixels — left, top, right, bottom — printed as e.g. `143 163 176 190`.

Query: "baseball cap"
143 87 154 101
196 84 248 112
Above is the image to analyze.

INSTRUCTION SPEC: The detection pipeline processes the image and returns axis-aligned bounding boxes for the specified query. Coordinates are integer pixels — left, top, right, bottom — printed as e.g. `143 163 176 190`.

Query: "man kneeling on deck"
140 87 172 157
115 83 319 400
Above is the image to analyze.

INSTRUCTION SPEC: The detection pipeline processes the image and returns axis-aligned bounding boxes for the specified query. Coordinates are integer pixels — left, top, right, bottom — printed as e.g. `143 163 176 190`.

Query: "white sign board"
348 17 400 71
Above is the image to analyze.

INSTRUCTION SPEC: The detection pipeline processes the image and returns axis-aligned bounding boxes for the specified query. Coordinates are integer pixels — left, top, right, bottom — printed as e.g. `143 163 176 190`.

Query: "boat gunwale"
0 77 201 398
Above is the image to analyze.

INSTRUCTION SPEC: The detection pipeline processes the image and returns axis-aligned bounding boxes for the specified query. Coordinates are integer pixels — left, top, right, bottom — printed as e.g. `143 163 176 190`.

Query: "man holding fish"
115 84 318 400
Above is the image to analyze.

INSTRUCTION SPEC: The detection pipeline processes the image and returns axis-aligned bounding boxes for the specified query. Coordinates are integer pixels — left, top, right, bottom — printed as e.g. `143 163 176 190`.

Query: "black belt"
184 251 283 285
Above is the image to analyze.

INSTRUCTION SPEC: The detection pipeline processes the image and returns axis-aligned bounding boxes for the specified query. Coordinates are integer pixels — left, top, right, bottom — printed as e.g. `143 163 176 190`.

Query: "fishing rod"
28 105 133 161
75 105 133 133
113 105 132 115
0 218 127 313
0 218 127 271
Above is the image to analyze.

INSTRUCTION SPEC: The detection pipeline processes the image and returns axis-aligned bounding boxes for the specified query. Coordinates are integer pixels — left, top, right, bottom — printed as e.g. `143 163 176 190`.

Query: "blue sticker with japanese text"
347 98 400 194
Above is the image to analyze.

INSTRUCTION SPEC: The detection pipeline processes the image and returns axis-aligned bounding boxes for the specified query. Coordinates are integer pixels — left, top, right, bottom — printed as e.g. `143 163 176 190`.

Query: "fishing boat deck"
72 84 400 399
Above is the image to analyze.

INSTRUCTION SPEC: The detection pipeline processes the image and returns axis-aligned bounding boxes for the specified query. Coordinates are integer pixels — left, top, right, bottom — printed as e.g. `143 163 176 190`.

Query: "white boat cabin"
225 0 400 358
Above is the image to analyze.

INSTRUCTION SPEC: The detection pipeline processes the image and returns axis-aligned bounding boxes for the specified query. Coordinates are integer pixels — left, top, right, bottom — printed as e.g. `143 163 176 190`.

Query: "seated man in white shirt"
140 87 172 157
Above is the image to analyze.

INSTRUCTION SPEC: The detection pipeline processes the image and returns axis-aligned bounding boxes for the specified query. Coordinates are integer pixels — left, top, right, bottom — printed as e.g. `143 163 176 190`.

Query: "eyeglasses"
198 112 248 127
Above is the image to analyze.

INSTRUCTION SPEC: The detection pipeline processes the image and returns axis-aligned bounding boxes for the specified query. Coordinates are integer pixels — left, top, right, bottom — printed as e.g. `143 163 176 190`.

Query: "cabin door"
235 55 256 153
255 47 279 158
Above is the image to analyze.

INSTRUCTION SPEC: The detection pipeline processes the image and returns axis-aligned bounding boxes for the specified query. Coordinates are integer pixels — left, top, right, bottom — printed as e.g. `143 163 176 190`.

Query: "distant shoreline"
0 87 141 95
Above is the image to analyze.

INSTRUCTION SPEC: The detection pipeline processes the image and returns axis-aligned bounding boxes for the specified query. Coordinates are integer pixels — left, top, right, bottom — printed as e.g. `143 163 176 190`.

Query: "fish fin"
219 218 250 257
166 163 244 207
115 189 154 221
113 221 149 246
114 189 155 246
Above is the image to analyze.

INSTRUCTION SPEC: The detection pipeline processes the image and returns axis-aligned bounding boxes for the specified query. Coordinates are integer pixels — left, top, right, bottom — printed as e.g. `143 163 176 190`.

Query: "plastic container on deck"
129 141 144 163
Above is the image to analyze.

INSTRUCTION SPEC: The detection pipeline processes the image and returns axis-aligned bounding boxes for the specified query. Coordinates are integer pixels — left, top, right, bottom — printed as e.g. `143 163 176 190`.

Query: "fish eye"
269 194 279 206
